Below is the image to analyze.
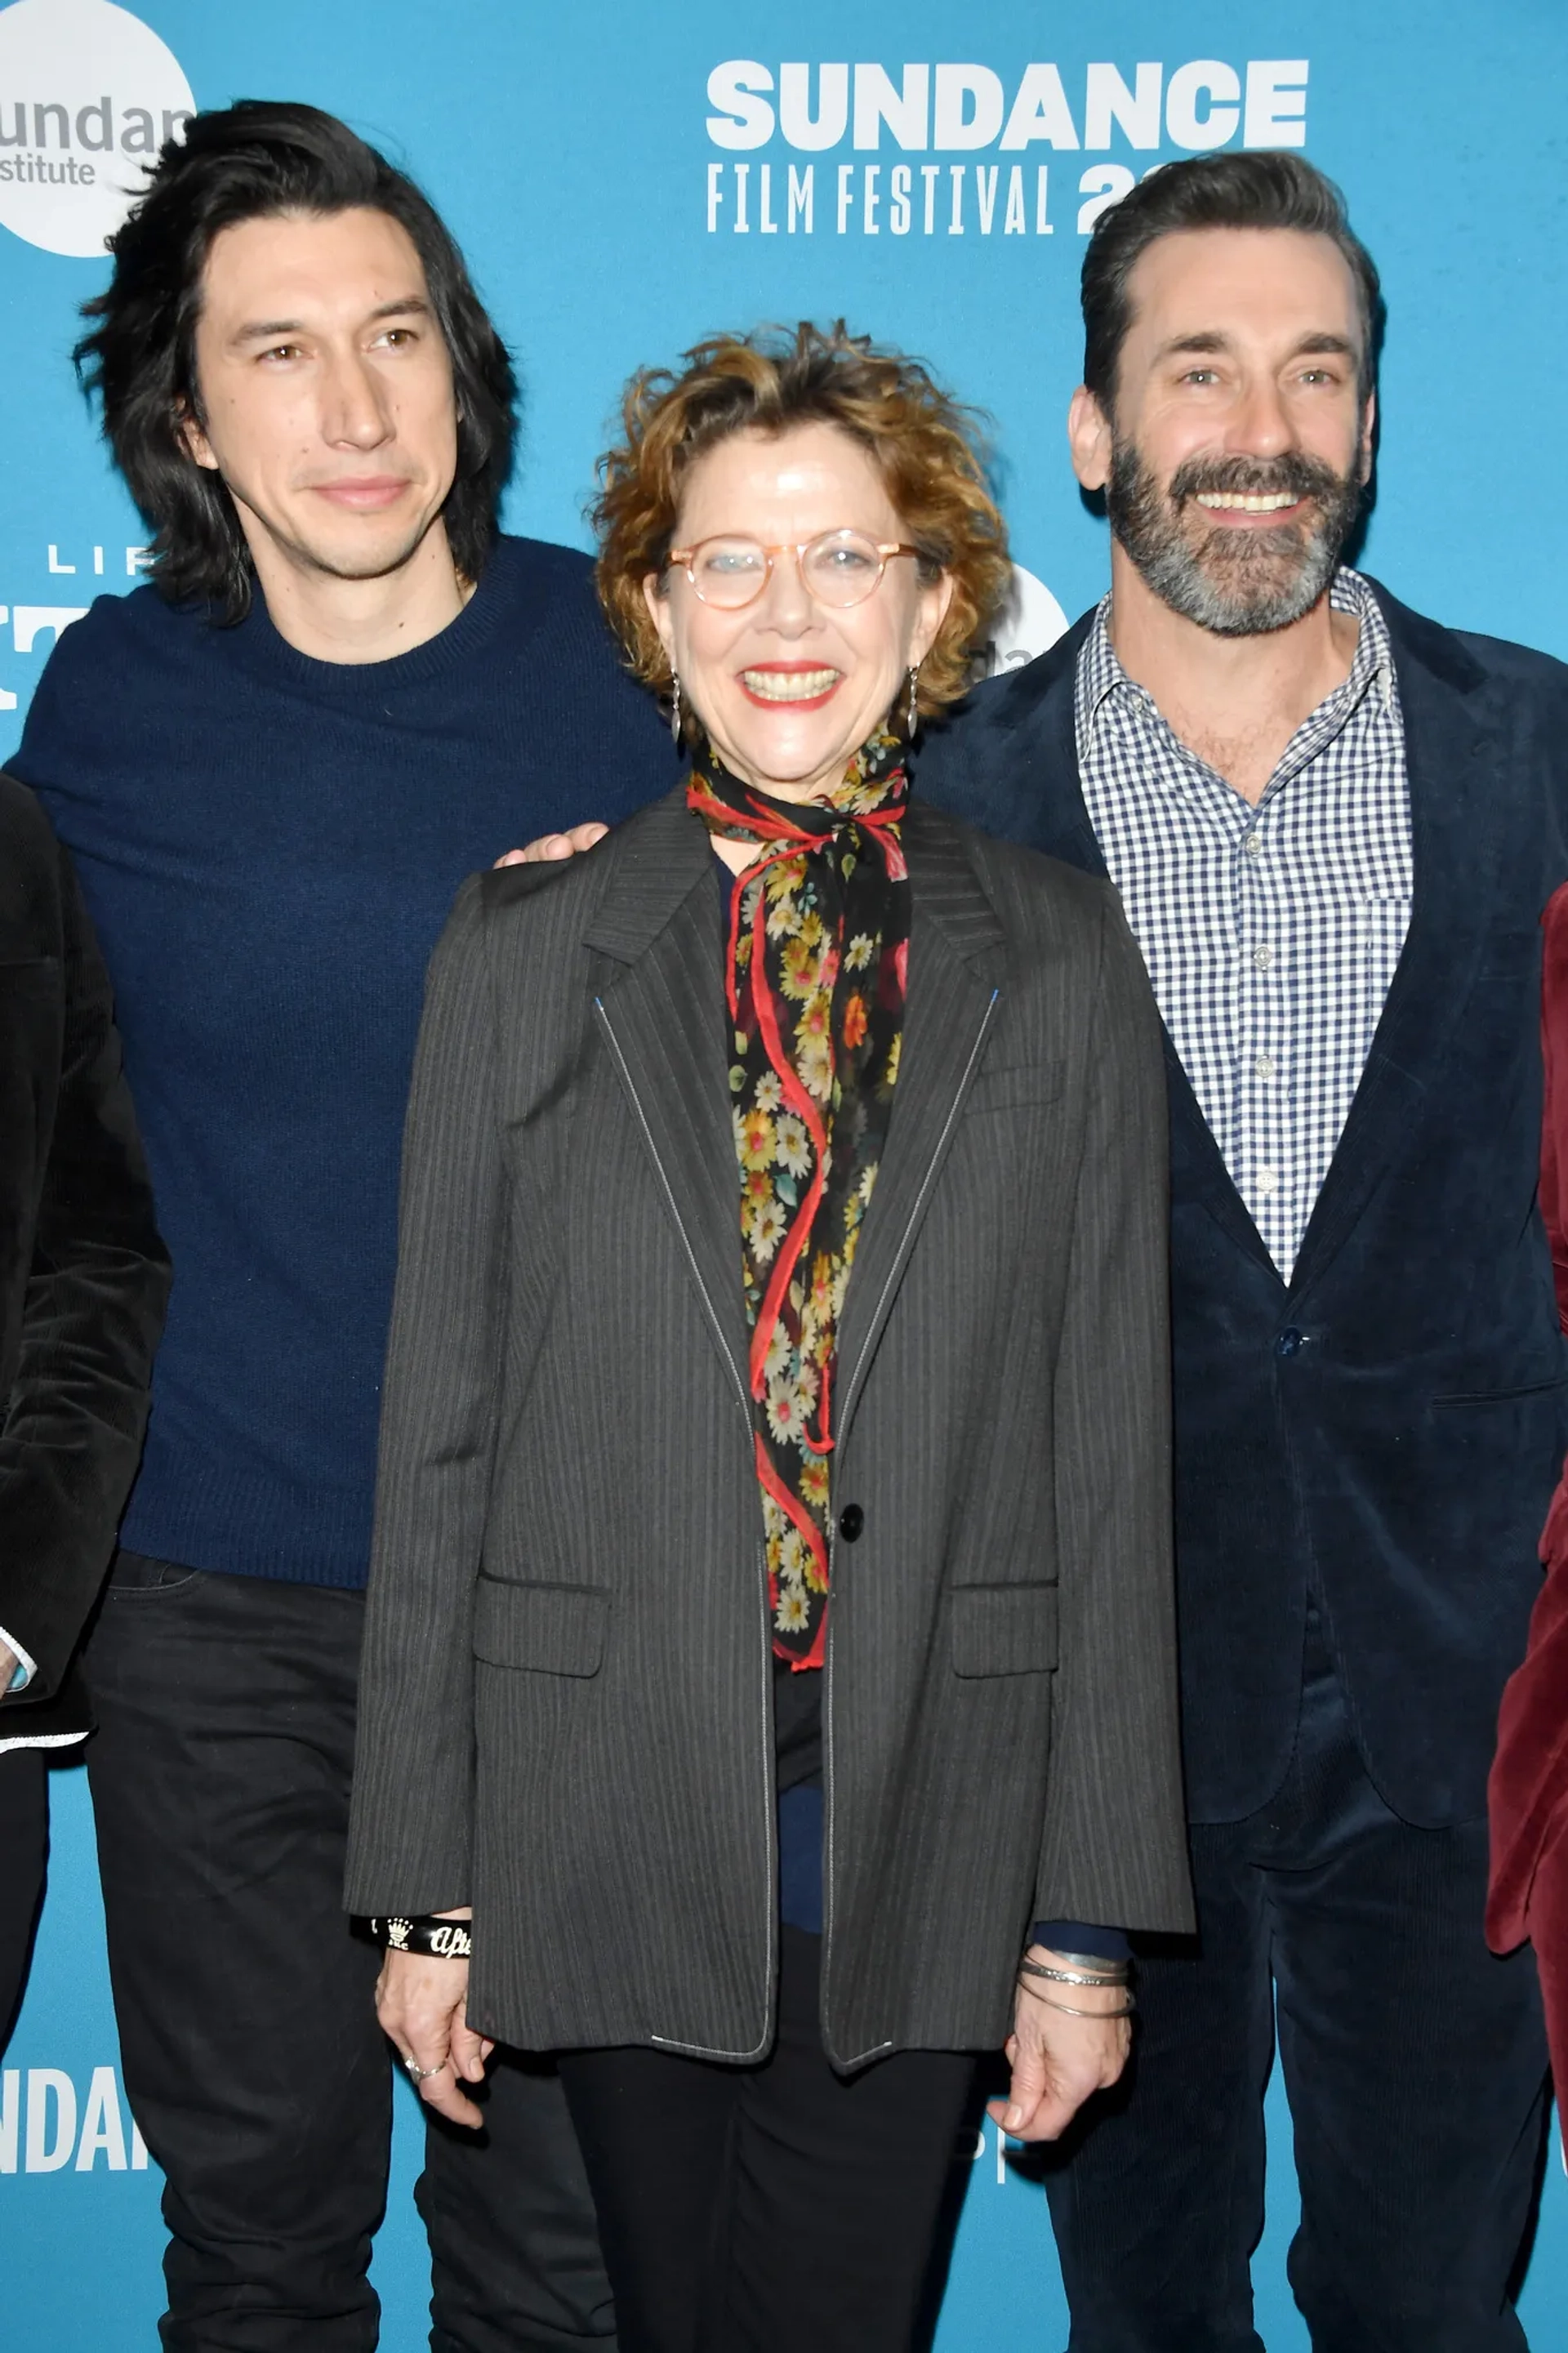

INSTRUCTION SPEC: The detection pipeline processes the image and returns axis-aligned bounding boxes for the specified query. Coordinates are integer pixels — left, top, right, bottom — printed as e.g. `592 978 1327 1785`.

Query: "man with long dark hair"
7 100 672 2350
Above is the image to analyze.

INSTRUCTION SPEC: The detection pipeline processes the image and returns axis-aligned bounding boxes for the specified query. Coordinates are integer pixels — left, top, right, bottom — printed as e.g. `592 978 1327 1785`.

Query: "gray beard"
1107 443 1363 638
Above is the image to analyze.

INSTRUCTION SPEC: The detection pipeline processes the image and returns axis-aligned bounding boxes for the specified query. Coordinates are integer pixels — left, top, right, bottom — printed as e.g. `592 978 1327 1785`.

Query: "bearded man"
913 152 1566 2352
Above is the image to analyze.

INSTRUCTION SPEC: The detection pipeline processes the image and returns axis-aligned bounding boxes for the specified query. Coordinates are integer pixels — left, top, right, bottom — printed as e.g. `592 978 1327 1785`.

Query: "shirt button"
1253 945 1272 970
1254 1052 1276 1079
1245 832 1263 858
837 1504 865 1543
1256 1167 1278 1197
1276 1328 1304 1358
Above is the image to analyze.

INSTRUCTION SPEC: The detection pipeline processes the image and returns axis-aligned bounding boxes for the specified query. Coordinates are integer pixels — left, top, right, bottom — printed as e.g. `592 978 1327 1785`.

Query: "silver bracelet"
1019 1956 1130 1990
1018 1979 1137 2020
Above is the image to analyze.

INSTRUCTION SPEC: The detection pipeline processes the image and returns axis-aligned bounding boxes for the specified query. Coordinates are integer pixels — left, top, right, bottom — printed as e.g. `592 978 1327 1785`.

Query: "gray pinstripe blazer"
345 787 1192 2069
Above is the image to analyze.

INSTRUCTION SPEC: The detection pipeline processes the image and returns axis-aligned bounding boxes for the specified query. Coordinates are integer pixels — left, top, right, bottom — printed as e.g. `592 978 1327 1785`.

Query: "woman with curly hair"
346 323 1192 2350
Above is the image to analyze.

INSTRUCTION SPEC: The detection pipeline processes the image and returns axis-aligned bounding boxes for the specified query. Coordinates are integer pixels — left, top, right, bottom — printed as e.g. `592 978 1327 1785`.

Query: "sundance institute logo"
0 0 193 257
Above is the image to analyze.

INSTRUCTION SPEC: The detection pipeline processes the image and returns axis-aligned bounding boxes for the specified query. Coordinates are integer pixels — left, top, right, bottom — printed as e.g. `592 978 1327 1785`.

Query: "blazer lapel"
587 794 1006 1442
585 791 753 1416
975 626 1279 1280
949 613 1108 877
1288 592 1498 1299
835 805 1004 1439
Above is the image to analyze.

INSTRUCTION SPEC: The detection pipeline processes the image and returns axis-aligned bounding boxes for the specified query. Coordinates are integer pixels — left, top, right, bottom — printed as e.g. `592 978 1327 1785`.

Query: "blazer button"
1276 1327 1304 1358
838 1504 865 1542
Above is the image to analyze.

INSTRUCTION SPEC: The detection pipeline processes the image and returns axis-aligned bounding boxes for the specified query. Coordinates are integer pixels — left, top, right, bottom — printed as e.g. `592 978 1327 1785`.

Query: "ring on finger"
403 2055 448 2083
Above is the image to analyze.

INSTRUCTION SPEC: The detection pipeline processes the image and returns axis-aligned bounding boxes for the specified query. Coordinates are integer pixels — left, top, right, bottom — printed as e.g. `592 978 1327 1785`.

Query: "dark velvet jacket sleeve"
0 780 171 1712
1487 879 1568 1953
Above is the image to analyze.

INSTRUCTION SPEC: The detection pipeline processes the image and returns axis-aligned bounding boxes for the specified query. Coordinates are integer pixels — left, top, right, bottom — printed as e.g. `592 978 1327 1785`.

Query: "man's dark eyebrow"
1151 327 1361 366
1294 332 1358 359
1152 329 1232 362
229 295 433 347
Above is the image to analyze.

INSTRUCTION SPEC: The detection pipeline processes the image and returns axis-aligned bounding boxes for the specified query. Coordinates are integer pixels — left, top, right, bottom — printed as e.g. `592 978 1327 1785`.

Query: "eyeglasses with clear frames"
665 528 921 612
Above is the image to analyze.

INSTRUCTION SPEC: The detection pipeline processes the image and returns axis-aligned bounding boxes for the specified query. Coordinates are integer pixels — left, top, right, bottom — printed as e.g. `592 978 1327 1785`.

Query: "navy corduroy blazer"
919 583 1568 1825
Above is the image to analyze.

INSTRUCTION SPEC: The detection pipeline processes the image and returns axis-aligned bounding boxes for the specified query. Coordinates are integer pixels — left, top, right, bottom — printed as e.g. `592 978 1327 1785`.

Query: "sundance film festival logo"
0 0 193 257
704 58 1309 239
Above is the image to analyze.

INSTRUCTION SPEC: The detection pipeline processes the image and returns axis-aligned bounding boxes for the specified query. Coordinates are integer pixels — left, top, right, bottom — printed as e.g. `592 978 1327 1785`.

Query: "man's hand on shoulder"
494 822 608 868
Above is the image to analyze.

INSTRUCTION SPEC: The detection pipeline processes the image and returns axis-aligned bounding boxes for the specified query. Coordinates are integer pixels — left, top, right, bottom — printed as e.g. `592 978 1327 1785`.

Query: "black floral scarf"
688 729 910 1669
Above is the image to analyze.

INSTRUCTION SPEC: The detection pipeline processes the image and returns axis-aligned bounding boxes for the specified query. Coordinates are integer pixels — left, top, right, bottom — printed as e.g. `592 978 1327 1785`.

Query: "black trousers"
84 1553 615 2353
558 1925 976 2353
1045 1621 1550 2352
0 1745 47 2049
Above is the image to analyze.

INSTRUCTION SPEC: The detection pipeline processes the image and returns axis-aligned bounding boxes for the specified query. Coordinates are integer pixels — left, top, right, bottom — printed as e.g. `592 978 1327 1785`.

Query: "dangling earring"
906 664 920 736
670 673 682 743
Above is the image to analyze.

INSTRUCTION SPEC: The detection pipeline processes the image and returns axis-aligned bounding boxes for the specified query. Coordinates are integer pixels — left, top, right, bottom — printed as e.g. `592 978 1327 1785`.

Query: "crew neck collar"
218 533 519 697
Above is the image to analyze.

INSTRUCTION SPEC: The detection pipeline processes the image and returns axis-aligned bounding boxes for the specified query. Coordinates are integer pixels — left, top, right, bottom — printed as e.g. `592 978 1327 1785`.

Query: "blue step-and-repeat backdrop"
3 1 1566 2343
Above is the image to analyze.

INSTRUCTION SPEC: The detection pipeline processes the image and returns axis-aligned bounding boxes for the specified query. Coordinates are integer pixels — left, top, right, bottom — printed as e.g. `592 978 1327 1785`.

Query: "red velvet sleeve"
1486 881 1568 1953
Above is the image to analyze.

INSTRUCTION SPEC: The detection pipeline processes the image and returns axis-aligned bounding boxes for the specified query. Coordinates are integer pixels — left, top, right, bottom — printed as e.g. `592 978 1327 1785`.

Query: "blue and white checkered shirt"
1076 566 1410 1280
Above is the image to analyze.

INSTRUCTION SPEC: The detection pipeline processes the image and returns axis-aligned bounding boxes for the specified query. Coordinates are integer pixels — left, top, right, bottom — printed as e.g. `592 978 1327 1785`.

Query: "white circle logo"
0 0 193 258
987 564 1070 675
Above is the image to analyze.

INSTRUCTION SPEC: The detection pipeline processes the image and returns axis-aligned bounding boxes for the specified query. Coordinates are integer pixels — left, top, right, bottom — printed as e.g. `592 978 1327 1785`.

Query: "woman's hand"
375 1911 493 2129
985 1943 1133 2144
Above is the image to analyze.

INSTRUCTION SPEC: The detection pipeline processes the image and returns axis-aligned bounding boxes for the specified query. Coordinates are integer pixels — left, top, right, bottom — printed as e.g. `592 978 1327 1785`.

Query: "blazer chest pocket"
950 1583 1058 1676
964 1057 1065 1116
473 1578 608 1677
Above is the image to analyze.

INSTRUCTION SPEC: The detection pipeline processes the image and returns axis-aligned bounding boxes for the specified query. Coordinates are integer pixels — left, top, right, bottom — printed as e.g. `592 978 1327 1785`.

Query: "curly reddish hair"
592 321 1010 723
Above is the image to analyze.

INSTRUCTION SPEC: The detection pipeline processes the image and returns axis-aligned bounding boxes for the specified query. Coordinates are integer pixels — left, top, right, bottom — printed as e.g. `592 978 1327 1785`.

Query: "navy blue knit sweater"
8 535 678 1588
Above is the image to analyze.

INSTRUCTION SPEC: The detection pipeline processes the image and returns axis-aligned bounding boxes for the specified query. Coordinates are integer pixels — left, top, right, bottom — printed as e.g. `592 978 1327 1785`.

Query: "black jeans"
558 1925 976 2353
84 1553 614 2353
1045 1620 1550 2351
0 1745 47 2049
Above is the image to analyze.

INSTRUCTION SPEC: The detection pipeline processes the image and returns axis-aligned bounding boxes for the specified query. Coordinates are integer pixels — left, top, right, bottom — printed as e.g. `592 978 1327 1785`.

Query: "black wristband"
368 1914 472 1960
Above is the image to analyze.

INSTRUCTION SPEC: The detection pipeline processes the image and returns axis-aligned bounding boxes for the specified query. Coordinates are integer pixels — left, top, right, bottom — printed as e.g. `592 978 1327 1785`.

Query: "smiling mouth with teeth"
739 667 842 702
1192 491 1303 514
